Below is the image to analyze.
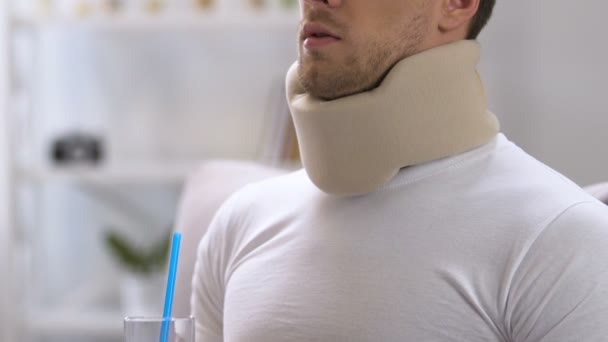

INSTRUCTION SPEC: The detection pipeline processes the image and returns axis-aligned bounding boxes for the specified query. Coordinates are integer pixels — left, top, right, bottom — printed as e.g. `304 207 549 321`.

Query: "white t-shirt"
192 134 608 342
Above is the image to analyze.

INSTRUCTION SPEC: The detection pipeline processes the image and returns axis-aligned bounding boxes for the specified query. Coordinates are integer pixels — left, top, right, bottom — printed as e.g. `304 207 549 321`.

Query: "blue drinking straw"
160 232 182 342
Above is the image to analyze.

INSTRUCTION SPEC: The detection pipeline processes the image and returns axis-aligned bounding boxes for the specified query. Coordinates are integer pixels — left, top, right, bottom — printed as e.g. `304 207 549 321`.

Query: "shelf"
11 12 300 32
17 160 301 185
17 163 199 185
27 309 123 338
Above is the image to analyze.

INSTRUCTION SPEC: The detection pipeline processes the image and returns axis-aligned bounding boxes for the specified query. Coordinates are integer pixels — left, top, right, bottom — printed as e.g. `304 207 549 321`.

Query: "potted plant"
104 229 172 316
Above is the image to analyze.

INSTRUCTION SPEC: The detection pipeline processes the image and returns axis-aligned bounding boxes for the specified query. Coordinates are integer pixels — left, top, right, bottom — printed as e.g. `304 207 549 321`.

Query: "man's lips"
301 22 342 49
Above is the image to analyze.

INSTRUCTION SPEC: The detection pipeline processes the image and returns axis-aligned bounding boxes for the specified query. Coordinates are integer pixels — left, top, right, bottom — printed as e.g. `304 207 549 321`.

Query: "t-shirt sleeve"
191 193 240 342
507 201 608 342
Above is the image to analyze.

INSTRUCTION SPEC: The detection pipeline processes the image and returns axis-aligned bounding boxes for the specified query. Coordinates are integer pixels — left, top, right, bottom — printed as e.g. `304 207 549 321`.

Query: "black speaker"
51 133 104 165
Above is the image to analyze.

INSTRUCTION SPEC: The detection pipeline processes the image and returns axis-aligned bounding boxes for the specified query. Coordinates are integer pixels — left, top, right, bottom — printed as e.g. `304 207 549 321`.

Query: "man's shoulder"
505 199 608 340
542 200 608 245
477 135 597 210
209 168 315 229
228 168 316 207
200 168 317 267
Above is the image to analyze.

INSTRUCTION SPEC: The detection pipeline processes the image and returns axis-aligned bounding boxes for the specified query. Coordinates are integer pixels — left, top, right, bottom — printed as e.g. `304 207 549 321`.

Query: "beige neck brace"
286 40 500 196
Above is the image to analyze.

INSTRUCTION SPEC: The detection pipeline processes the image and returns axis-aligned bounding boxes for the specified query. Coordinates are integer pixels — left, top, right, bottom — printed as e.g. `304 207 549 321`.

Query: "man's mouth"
302 22 342 49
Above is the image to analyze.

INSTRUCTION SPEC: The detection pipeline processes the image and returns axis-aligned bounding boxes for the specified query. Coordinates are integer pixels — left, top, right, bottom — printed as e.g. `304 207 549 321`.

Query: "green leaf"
104 227 173 275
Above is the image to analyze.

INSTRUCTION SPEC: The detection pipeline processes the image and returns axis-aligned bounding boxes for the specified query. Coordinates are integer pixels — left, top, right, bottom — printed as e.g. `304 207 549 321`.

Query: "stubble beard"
298 13 428 101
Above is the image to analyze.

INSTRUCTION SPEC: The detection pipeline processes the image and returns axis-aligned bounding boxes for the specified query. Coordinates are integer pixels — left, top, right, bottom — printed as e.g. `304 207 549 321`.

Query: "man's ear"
438 0 480 34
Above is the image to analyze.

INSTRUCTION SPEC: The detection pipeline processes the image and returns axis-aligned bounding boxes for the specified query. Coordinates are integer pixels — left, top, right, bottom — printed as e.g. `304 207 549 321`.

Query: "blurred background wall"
479 0 607 186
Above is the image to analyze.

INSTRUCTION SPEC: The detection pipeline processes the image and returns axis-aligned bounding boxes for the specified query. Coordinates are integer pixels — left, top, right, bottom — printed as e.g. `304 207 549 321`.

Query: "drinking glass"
124 316 195 342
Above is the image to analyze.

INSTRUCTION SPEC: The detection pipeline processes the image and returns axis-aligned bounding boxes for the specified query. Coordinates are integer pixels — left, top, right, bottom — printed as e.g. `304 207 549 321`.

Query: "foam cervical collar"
286 40 500 196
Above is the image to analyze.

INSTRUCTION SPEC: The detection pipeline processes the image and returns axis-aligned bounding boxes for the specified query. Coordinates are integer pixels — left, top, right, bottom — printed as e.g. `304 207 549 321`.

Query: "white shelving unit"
3 2 299 341
18 163 199 185
1 1 19 341
12 12 300 31
27 309 123 339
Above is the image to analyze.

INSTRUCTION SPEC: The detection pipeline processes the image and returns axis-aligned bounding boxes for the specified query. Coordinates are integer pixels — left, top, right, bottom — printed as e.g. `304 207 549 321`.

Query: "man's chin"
298 78 354 101
298 77 335 101
302 80 377 101
297 62 371 100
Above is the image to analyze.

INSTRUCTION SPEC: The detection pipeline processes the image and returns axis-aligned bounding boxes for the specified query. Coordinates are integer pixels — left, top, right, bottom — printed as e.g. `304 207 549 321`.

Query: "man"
193 0 608 341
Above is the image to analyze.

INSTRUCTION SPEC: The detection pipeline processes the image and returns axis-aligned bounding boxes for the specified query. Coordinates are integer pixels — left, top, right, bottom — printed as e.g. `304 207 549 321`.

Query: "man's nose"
304 0 341 8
